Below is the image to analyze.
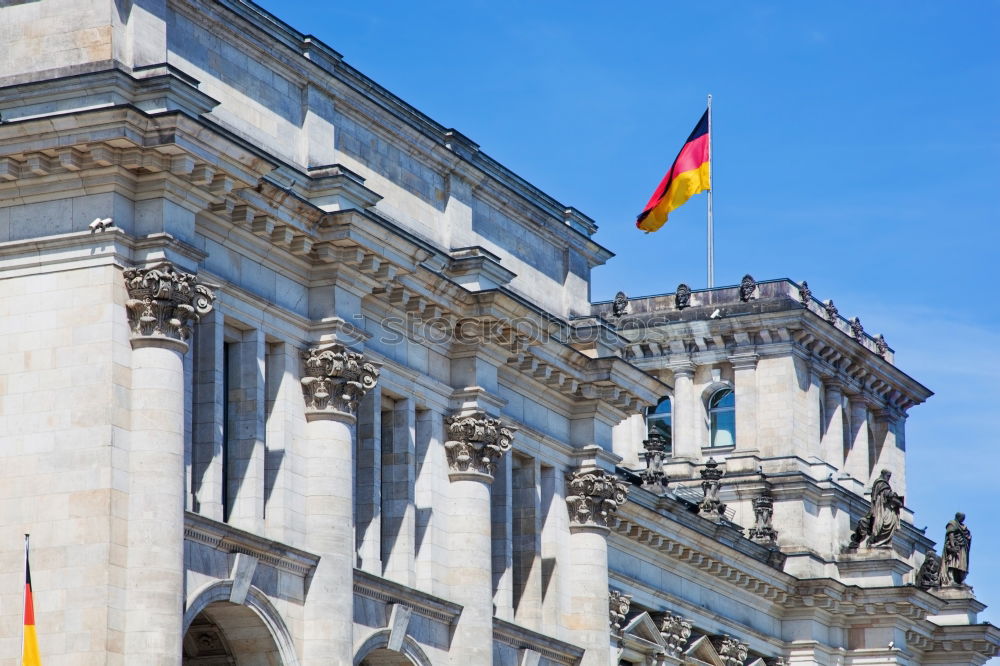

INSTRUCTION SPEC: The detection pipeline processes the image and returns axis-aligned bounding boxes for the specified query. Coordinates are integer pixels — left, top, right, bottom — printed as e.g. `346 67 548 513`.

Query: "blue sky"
256 0 1000 625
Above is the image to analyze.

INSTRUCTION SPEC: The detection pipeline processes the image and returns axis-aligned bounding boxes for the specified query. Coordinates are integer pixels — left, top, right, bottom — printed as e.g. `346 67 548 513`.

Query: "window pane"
711 409 735 447
648 396 672 416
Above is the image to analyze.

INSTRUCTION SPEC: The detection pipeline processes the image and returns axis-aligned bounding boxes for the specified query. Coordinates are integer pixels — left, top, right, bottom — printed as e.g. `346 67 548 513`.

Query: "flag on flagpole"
636 109 711 232
22 537 41 666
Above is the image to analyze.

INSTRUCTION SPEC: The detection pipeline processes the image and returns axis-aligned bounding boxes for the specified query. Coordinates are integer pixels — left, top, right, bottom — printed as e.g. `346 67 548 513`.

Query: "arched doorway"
353 630 431 666
183 581 298 666
183 602 284 665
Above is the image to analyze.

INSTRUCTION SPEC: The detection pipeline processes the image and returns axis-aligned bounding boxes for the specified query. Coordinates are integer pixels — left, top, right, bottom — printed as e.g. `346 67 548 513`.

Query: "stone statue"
739 274 756 302
875 334 890 358
941 512 971 586
675 283 691 310
915 549 941 590
847 469 903 549
612 291 629 318
850 316 864 340
797 280 811 306
824 299 838 324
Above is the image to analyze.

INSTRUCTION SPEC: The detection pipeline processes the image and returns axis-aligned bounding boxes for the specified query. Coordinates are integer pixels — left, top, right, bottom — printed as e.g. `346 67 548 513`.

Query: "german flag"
22 540 41 666
636 110 710 232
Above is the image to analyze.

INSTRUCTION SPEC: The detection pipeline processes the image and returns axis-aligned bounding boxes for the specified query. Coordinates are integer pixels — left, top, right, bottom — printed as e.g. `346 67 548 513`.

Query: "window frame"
707 387 736 449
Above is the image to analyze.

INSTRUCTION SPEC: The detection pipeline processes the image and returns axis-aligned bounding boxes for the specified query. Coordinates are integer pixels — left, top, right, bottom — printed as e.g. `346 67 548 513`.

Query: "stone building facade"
0 1 996 665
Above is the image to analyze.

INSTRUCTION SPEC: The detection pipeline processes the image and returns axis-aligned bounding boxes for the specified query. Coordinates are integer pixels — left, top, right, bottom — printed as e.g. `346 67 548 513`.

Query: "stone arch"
184 579 299 666
354 628 432 666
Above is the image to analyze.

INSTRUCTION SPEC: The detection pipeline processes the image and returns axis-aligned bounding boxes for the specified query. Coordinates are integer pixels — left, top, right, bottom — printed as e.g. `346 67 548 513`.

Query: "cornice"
493 618 584 665
184 511 319 578
353 569 463 627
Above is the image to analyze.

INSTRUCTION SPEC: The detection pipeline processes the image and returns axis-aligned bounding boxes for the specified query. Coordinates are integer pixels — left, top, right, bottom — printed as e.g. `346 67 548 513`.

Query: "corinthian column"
123 262 215 665
564 468 629 666
300 343 380 665
444 411 514 666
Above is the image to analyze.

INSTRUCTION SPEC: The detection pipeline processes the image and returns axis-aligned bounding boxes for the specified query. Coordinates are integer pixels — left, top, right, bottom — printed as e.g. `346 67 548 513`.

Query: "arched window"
709 388 735 447
646 396 672 455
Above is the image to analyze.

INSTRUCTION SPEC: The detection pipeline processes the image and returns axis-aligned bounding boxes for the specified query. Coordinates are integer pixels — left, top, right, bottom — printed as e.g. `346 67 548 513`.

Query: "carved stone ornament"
612 291 630 318
565 468 629 530
850 316 865 340
916 549 942 590
640 432 670 494
444 411 514 480
656 612 693 656
609 589 632 635
698 457 727 522
747 490 778 546
824 299 839 324
300 344 380 419
123 262 215 348
675 283 692 310
739 274 757 302
875 334 890 358
714 635 750 666
798 280 811 305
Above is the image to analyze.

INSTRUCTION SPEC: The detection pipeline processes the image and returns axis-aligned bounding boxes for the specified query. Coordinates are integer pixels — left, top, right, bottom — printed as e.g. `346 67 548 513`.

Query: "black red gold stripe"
636 110 711 232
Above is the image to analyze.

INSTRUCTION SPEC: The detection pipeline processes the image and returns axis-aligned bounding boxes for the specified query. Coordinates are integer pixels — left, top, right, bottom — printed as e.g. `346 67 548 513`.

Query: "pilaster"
729 353 758 452
821 379 846 470
670 362 698 459
845 395 873 483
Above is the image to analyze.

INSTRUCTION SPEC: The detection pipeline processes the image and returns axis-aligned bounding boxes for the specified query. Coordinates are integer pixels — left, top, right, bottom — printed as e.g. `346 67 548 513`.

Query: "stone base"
836 549 912 586
928 585 985 626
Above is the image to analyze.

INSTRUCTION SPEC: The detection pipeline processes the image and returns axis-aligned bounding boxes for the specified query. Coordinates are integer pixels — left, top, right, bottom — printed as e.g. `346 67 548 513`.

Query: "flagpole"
22 533 28 664
706 93 714 288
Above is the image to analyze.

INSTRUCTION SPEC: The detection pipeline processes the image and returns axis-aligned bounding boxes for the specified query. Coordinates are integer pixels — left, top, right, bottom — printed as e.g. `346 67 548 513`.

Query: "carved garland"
123 262 215 344
300 344 380 417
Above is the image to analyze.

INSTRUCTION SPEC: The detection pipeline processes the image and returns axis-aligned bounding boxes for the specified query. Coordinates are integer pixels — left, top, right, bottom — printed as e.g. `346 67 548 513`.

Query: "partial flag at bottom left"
23 539 41 666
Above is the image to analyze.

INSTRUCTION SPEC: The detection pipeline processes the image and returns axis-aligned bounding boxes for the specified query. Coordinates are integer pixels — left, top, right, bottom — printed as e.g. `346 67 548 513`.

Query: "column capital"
123 262 215 352
301 343 380 421
444 410 514 482
565 468 629 532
